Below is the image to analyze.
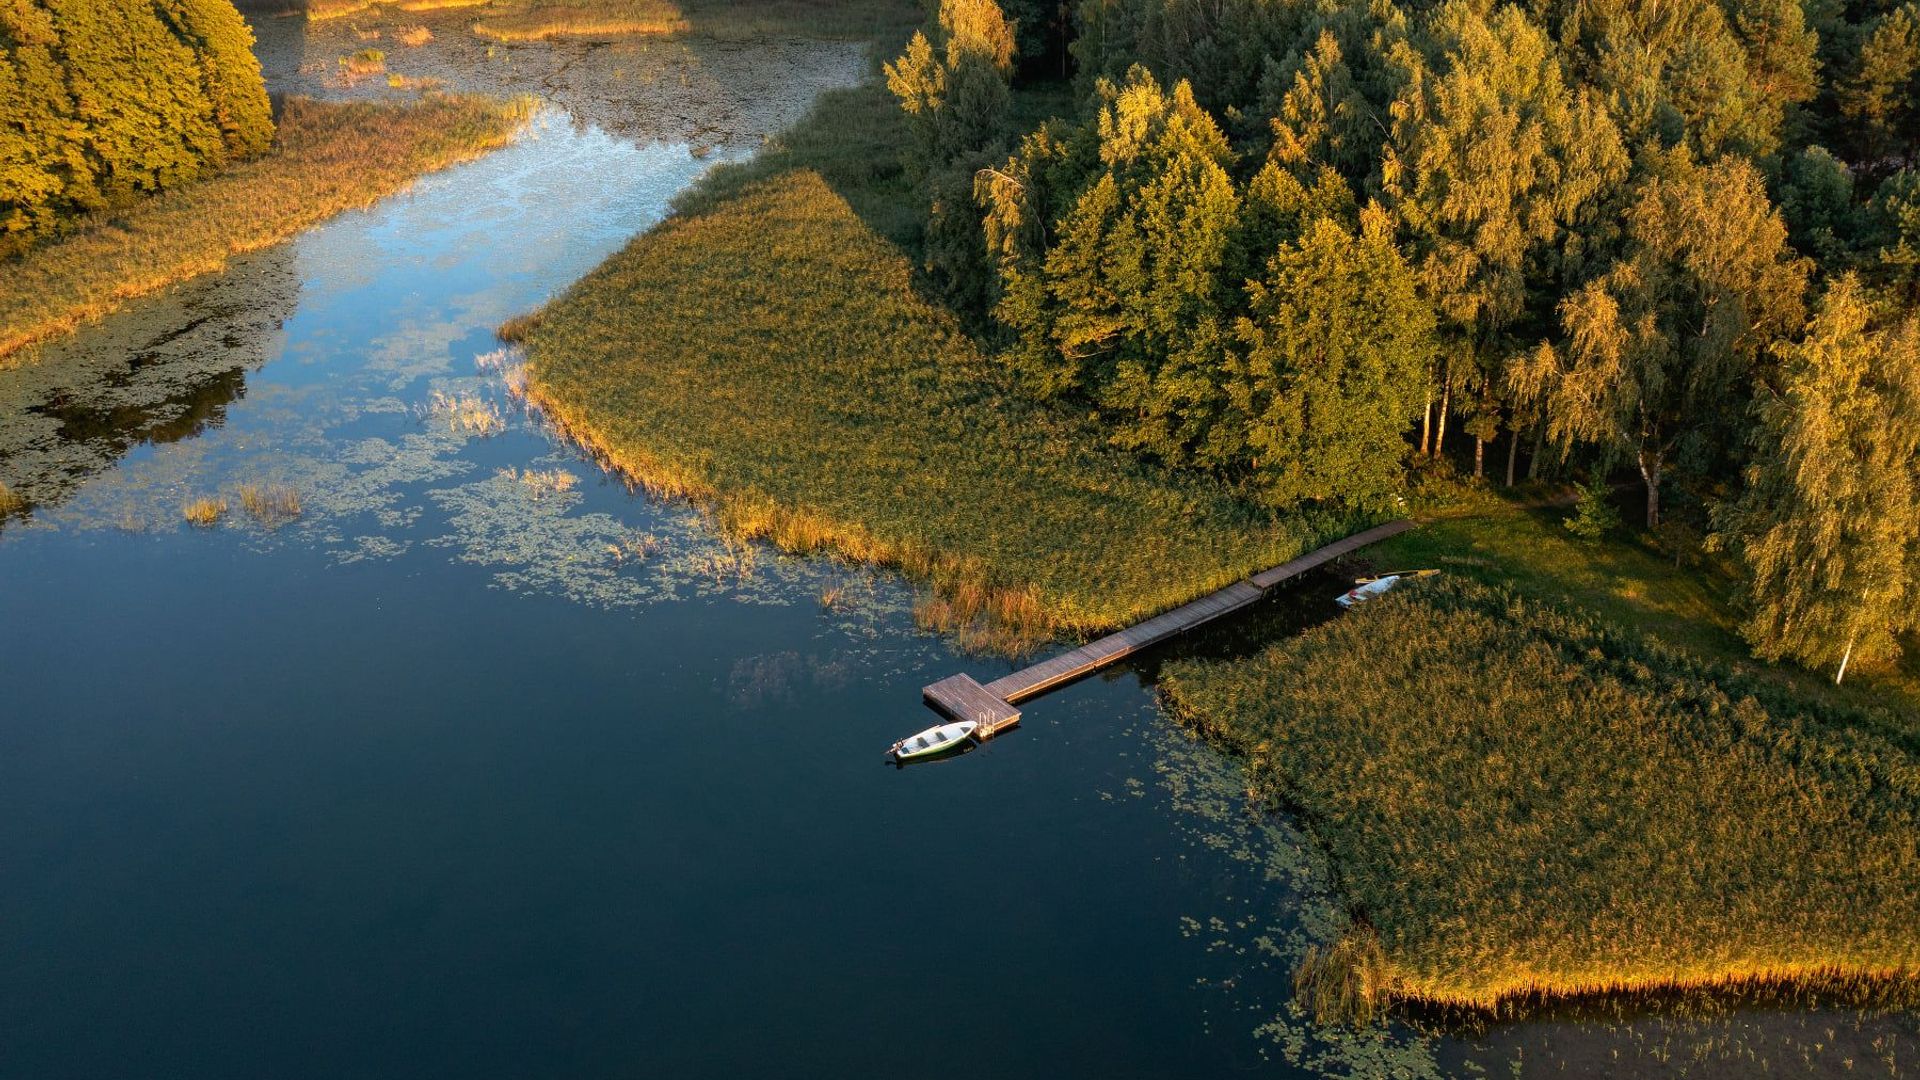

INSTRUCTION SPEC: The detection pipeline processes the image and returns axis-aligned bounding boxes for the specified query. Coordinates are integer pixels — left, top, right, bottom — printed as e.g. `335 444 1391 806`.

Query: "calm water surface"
2 100 1913 1079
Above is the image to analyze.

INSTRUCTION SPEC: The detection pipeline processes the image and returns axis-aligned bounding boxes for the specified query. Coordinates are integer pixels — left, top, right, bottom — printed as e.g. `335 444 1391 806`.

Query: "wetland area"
2 9 1916 1077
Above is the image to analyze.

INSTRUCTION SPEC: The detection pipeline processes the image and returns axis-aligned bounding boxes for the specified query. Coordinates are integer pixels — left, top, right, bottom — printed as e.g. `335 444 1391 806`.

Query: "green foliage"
994 67 1243 464
1230 206 1433 509
884 0 1015 178
1712 276 1920 683
1545 150 1809 526
1162 576 1920 1009
1563 479 1620 541
0 0 273 255
521 169 1329 637
1838 3 1920 168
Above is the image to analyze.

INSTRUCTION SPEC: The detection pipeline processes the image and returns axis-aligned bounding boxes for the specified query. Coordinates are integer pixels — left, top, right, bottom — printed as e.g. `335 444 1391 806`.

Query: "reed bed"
181 497 229 527
236 483 303 525
1161 576 1920 1018
520 168 1325 640
0 95 532 365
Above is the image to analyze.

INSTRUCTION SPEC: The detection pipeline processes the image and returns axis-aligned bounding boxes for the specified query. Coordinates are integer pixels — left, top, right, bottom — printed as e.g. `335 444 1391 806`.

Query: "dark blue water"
2 100 1912 1080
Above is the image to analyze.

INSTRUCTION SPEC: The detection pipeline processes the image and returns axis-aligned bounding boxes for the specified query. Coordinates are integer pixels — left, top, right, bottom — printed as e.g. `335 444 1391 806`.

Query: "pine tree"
1839 4 1920 169
1711 276 1920 682
1229 205 1436 508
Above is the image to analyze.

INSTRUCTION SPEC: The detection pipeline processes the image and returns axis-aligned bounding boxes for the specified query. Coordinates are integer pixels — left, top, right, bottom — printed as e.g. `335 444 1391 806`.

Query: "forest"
0 0 275 255
885 0 1920 684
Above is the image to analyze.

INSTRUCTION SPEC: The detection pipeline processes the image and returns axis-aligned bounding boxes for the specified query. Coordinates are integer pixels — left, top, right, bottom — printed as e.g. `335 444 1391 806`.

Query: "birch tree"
1711 276 1920 683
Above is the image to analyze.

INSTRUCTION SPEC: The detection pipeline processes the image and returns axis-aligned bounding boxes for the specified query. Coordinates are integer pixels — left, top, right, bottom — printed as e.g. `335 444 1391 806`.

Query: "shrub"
1563 480 1621 542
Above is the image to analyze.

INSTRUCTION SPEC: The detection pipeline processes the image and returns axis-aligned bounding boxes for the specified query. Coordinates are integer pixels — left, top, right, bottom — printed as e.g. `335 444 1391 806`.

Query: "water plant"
1161 576 1920 1017
340 49 388 76
181 497 229 527
236 483 302 526
427 390 506 436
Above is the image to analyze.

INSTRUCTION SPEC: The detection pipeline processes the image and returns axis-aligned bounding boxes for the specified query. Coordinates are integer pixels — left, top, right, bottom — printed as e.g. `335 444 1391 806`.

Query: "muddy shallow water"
1 18 1915 1080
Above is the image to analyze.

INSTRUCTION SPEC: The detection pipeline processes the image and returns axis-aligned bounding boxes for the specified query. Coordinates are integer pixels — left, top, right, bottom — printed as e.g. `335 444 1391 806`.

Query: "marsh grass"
1161 576 1920 1017
340 48 387 77
502 466 578 499
396 24 434 45
426 389 506 435
521 169 1327 645
0 481 24 516
236 483 303 525
604 530 661 564
0 95 532 364
182 497 229 527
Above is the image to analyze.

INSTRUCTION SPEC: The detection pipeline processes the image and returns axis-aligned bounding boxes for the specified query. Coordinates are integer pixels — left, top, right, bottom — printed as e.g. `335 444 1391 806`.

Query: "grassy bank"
310 0 921 42
1161 576 1920 1015
518 166 1329 645
1371 489 1920 723
0 94 531 365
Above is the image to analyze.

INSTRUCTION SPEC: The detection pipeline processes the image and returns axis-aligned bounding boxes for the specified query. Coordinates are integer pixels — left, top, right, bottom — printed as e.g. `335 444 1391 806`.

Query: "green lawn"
1370 490 1920 727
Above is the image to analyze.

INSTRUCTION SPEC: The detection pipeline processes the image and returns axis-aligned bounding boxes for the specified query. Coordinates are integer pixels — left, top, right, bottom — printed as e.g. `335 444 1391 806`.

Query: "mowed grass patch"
0 95 532 364
521 169 1325 639
1161 576 1920 1015
1373 492 1920 726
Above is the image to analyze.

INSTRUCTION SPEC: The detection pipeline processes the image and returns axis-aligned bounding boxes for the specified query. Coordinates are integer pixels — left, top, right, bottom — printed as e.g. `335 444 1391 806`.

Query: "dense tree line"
891 0 1920 679
0 0 273 256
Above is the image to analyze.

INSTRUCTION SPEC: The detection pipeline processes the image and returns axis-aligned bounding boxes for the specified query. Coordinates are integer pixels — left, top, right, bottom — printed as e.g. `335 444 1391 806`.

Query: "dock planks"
921 520 1414 734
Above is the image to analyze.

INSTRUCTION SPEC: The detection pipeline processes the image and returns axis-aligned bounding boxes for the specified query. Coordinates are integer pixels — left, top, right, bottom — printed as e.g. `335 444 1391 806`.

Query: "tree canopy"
0 0 272 256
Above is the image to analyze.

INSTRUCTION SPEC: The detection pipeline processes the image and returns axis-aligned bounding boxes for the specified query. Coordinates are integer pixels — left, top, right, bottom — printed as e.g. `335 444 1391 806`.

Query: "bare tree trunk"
1419 389 1432 458
1528 424 1546 481
1474 436 1485 479
1505 426 1520 487
1638 449 1662 528
1837 632 1857 685
1435 371 1452 466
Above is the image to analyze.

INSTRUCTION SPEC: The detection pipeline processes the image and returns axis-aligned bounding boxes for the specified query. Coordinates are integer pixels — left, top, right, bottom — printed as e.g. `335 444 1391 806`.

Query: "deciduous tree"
1711 276 1920 682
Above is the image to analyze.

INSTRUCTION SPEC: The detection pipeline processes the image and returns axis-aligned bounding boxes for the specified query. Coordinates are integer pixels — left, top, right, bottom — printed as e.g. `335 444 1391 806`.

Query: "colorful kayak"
889 720 979 763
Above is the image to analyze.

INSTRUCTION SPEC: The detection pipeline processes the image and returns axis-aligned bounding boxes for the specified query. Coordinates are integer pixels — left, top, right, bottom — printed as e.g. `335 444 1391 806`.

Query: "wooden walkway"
922 520 1413 735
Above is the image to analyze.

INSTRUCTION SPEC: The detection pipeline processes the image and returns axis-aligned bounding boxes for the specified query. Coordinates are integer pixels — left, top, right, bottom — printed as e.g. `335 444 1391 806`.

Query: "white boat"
1336 569 1438 609
889 720 979 762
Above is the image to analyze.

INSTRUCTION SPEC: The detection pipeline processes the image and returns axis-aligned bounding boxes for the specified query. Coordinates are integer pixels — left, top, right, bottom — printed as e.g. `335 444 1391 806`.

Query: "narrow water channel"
1 31 1913 1079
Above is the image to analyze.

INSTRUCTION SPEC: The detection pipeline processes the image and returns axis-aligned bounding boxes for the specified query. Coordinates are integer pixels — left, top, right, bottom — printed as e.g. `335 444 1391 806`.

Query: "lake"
0 19 1912 1078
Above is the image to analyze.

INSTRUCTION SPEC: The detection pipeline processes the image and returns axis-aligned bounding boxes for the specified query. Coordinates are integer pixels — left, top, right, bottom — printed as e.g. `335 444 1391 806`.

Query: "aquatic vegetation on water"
236 484 303 526
340 49 388 76
1160 576 1920 1015
426 389 507 436
182 497 229 527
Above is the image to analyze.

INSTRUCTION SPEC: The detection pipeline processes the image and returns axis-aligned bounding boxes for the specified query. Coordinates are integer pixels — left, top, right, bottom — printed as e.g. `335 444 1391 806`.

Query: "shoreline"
0 94 532 366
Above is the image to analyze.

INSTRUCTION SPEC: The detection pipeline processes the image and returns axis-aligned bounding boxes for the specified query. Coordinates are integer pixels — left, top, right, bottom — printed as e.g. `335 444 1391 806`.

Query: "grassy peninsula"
0 95 531 364
519 166 1326 645
508 0 1920 1026
1162 576 1920 1014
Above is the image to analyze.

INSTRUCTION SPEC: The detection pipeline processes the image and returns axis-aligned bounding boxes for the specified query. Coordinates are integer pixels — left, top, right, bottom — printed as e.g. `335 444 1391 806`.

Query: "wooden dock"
921 520 1413 735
